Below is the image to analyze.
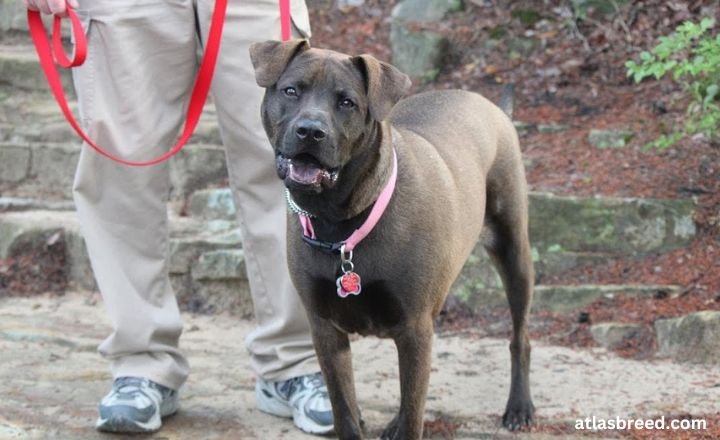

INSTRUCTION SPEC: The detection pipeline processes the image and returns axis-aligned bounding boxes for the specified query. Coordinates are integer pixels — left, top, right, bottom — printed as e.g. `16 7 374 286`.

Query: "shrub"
625 17 719 149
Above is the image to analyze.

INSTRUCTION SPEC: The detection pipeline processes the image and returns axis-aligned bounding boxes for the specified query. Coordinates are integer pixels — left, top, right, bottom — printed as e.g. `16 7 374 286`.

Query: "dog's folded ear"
353 54 412 121
249 39 311 88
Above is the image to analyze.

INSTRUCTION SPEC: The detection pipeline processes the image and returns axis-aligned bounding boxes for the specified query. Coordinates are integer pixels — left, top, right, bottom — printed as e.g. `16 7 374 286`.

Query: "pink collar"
296 147 398 253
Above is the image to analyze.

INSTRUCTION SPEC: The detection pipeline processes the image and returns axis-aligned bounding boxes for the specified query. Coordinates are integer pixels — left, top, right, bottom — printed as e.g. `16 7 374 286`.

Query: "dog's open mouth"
276 153 339 190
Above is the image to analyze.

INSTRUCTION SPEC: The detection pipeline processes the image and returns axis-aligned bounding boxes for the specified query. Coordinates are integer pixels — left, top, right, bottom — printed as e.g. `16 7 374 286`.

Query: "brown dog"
249 39 535 439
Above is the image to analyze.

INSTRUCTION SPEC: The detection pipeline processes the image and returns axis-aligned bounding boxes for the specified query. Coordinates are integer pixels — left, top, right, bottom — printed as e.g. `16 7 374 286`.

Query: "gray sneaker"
96 377 178 433
256 372 334 434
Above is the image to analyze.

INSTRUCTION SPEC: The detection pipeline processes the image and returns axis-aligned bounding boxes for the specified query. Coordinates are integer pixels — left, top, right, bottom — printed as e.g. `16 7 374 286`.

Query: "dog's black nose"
295 119 328 142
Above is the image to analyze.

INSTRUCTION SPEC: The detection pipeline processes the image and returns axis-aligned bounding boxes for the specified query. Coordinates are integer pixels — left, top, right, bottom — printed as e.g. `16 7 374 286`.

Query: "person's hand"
24 0 79 17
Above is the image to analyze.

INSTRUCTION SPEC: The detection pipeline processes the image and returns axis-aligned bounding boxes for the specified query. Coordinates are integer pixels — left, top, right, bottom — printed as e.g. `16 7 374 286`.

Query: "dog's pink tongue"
289 162 324 186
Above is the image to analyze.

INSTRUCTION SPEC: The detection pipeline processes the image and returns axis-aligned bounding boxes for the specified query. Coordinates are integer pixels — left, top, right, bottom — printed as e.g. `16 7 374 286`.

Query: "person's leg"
196 0 316 382
195 0 332 434
71 0 199 432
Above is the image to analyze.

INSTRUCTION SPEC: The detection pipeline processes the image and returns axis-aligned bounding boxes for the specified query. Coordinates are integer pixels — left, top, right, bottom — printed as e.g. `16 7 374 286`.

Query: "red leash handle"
51 9 86 67
28 0 293 167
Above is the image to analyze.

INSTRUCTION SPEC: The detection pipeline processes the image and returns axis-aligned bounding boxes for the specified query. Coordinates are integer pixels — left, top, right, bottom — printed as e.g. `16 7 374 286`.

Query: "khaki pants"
71 0 317 390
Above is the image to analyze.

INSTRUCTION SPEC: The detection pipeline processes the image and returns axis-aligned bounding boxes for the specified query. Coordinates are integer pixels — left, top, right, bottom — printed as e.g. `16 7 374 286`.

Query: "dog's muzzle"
276 153 339 190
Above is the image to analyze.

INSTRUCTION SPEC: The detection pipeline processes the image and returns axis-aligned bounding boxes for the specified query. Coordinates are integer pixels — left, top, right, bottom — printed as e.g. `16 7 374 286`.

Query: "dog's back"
386 89 526 283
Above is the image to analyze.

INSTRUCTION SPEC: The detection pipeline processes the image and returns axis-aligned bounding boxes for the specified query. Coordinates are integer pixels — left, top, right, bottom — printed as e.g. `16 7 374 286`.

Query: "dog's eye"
283 87 298 97
339 98 355 109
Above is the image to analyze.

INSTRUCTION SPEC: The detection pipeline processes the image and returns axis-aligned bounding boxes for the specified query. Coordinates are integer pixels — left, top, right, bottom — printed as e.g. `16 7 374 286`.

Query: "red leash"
28 0 293 166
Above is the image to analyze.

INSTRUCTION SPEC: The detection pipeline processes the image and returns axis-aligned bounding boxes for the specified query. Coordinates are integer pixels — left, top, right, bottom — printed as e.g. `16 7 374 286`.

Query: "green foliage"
625 17 719 149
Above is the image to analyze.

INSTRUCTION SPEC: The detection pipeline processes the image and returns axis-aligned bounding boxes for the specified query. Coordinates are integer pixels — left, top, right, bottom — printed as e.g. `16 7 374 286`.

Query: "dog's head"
249 39 411 193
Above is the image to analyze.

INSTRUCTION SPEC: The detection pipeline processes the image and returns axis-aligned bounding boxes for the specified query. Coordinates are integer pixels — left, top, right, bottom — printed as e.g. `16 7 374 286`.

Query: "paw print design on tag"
336 271 362 297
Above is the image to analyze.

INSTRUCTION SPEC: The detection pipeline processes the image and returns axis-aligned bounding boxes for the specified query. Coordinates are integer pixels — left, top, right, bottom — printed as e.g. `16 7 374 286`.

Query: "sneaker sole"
255 383 333 435
96 402 178 434
292 409 335 435
96 414 162 434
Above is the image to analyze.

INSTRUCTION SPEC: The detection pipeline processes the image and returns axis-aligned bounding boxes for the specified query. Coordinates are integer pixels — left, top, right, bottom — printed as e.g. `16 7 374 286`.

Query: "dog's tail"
499 83 514 119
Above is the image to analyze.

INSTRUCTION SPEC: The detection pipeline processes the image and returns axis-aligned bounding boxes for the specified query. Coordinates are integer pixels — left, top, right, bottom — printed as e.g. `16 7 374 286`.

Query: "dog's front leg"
382 319 434 440
309 316 364 440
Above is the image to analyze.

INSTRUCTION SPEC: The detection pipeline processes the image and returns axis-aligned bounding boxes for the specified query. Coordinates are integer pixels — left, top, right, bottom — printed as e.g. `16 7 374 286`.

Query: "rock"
590 322 643 349
392 0 463 21
191 249 247 281
27 143 81 198
529 192 696 256
174 248 252 316
534 250 609 279
450 192 696 308
450 244 504 303
572 0 628 19
0 422 28 439
588 128 634 149
8 121 77 144
0 143 81 199
0 0 38 33
0 143 31 183
513 121 535 132
390 24 447 83
0 210 245 292
189 110 223 146
510 8 544 27
655 311 720 364
0 210 94 290
174 272 248 317
0 45 73 93
532 285 680 312
169 144 229 200
168 228 242 275
188 188 236 221
505 36 538 58
537 123 568 133
390 0 463 82
461 284 681 313
63 226 96 291
336 0 365 8
0 197 74 212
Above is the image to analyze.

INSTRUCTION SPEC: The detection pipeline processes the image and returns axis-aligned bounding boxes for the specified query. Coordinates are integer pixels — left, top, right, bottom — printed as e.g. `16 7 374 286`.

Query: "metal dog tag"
336 271 362 298
337 244 362 298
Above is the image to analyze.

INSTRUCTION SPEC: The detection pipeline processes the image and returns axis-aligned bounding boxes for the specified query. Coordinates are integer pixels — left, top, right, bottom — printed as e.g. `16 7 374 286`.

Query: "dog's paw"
502 399 535 431
380 414 402 440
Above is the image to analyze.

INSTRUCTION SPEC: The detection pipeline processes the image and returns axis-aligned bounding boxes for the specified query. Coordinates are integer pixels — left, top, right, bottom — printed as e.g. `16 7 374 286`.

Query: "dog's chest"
308 276 406 337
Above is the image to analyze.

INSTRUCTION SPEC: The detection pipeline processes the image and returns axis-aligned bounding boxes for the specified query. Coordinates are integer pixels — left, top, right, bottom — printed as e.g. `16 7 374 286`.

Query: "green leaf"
704 84 719 107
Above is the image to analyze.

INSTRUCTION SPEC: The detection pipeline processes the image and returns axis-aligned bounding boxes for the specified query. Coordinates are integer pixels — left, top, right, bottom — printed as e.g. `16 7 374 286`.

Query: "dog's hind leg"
309 317 365 440
382 318 434 440
483 148 536 431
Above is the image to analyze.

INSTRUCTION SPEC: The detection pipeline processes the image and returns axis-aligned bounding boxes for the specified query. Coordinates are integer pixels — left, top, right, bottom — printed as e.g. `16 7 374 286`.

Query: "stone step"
655 311 720 364
0 0 27 34
0 142 229 200
529 192 696 256
462 284 683 314
0 196 75 212
0 210 92 290
0 99 222 147
190 188 697 287
191 189 696 254
0 207 687 318
0 209 252 315
0 44 73 93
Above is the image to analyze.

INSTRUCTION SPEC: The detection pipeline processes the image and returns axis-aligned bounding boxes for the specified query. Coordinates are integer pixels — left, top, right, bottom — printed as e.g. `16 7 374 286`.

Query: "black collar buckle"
301 235 344 254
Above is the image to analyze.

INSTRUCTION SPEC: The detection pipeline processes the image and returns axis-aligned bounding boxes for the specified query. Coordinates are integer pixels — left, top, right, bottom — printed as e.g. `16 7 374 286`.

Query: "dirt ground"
1 292 719 439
